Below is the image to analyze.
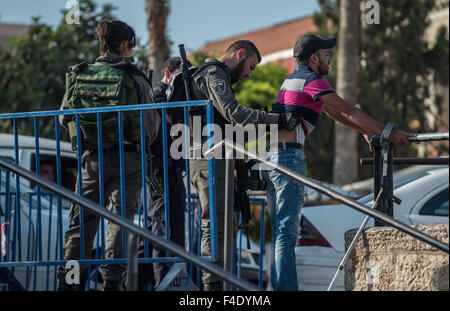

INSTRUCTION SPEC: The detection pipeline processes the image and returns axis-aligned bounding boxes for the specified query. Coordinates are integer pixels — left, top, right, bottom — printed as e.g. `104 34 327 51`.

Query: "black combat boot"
102 279 122 291
203 281 222 291
56 266 75 291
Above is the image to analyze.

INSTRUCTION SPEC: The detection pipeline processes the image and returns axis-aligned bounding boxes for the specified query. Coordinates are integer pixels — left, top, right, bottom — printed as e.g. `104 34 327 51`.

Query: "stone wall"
344 224 449 291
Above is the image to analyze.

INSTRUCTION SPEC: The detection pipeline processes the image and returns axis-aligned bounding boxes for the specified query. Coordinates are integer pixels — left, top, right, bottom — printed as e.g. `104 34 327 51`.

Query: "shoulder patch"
210 79 227 96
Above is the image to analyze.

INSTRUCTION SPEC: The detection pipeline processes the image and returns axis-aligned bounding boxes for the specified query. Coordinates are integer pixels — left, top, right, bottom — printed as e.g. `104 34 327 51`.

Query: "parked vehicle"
342 164 449 198
235 230 269 287
0 174 70 290
1 134 267 290
295 167 449 291
303 181 358 206
0 133 78 210
0 134 77 290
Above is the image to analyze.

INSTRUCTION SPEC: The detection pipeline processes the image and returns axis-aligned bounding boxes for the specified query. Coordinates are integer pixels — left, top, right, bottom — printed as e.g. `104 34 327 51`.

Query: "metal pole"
126 232 138 291
408 132 449 142
328 124 395 290
205 140 449 254
386 144 394 218
327 189 384 291
223 150 234 291
360 157 449 165
0 156 260 291
372 141 383 226
206 102 218 262
373 123 395 225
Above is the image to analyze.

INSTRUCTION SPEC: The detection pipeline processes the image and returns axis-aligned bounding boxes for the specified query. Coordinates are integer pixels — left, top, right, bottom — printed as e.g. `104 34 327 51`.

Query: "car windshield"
358 176 423 204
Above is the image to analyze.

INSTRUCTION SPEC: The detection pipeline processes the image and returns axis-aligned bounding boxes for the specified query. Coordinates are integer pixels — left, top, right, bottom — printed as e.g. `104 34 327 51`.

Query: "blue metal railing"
188 194 268 289
0 156 260 291
0 100 260 290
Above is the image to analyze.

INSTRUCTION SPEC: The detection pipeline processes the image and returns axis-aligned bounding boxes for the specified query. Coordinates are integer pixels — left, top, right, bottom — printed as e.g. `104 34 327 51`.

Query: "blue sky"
0 0 320 54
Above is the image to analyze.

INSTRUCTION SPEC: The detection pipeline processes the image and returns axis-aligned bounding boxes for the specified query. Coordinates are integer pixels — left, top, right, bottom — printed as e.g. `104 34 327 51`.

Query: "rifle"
178 44 193 101
145 68 165 198
234 159 267 249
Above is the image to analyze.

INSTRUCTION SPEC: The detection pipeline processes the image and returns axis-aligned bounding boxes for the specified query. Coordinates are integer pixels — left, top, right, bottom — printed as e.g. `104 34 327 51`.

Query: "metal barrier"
369 132 449 225
206 134 449 292
0 156 259 291
207 139 449 254
0 100 233 291
326 131 449 290
189 194 268 290
0 97 447 292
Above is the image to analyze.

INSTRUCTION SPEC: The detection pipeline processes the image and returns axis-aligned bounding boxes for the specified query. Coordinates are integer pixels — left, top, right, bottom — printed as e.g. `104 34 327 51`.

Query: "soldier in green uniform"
186 40 300 290
57 20 160 291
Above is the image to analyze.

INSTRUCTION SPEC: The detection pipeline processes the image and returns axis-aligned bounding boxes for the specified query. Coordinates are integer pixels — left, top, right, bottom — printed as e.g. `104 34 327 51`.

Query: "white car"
1 134 268 290
235 230 269 287
295 167 449 291
1 134 77 290
0 173 71 290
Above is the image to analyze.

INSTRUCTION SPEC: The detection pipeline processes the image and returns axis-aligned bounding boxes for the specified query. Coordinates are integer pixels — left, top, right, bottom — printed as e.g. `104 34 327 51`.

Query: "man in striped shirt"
265 35 415 291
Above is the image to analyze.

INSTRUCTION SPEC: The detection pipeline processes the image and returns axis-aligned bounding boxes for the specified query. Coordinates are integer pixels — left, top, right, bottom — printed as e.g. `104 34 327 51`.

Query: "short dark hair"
226 40 261 63
296 50 320 66
162 57 192 75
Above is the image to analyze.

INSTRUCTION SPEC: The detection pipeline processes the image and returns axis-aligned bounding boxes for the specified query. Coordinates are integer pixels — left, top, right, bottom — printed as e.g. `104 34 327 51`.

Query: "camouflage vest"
65 62 141 151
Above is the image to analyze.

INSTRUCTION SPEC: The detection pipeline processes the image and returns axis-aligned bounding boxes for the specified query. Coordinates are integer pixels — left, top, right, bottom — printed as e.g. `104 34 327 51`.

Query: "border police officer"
187 40 299 290
57 20 160 291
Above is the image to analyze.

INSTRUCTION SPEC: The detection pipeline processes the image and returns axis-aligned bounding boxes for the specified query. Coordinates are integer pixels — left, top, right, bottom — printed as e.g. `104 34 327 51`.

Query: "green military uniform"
189 58 281 289
57 52 160 290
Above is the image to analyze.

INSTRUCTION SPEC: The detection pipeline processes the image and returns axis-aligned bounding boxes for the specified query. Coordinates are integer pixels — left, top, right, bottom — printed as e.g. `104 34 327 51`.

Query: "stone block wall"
344 224 449 291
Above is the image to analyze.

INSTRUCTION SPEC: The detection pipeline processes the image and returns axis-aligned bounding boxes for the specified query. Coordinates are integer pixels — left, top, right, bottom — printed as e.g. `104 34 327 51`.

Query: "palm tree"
333 0 361 186
145 0 169 85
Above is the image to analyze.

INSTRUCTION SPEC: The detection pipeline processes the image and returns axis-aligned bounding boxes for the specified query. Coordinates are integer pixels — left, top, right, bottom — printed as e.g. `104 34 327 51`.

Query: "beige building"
198 15 318 73
0 23 29 49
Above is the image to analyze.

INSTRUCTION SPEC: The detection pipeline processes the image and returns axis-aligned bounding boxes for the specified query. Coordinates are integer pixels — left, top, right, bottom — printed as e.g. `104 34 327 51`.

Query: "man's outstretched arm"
320 92 415 146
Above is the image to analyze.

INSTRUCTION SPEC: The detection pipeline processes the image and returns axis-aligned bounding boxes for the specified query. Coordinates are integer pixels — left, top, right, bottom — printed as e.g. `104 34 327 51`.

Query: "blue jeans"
265 148 306 291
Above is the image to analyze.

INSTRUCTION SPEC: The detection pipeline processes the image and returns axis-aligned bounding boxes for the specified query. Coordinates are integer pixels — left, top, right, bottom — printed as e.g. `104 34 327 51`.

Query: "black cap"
293 35 337 62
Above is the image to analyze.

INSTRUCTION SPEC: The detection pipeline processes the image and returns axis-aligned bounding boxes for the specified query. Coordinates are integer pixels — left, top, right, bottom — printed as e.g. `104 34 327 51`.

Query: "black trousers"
137 166 186 290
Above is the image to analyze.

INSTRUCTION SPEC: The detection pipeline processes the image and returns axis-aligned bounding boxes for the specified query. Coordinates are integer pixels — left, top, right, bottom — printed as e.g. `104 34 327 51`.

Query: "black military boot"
56 266 75 291
102 280 122 291
203 281 222 291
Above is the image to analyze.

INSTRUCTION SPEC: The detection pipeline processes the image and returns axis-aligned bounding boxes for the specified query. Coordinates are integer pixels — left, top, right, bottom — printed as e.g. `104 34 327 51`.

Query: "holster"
233 159 267 249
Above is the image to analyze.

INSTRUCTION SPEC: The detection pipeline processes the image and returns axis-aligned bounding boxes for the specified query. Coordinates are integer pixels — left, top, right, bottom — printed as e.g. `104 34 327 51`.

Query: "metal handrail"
407 132 449 142
0 156 260 291
327 131 449 291
0 99 220 290
370 132 449 223
0 100 209 119
206 139 449 254
361 157 449 165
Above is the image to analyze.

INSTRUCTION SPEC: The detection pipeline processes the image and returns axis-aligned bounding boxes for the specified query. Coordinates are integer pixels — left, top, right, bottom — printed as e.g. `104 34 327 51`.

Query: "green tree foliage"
234 63 288 111
313 0 449 181
0 0 149 138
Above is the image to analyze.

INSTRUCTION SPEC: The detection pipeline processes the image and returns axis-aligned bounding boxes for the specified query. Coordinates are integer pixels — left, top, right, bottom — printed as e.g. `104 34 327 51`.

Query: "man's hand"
389 129 416 146
278 113 300 131
362 131 374 152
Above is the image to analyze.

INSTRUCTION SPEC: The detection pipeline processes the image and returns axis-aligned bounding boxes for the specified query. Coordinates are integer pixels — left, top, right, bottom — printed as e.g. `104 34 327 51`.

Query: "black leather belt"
270 142 303 151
